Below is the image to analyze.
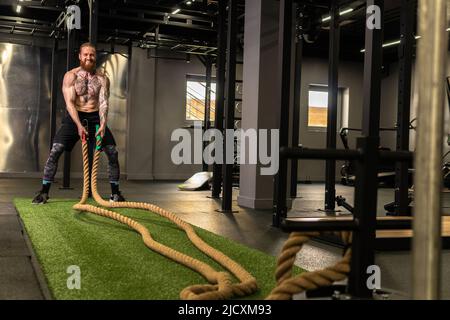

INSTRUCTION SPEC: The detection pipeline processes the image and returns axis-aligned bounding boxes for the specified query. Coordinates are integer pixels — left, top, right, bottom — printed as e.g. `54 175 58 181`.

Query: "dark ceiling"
299 0 418 62
0 0 418 63
0 0 226 55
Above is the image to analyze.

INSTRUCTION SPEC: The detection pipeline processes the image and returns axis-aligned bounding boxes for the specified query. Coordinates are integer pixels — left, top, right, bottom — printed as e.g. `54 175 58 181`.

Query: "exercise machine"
384 76 450 215
339 127 411 187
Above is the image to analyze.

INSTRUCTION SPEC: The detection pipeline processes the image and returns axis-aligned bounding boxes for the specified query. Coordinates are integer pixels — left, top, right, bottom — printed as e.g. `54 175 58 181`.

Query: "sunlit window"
186 79 216 121
307 85 348 130
308 89 329 127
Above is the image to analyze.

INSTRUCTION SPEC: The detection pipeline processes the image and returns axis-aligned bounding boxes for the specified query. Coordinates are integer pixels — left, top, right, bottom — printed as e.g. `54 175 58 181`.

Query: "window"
307 85 348 130
308 87 329 127
186 76 216 122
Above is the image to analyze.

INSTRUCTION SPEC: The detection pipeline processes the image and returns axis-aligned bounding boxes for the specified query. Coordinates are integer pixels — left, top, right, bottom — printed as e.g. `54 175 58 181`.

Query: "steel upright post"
273 0 293 226
413 0 448 300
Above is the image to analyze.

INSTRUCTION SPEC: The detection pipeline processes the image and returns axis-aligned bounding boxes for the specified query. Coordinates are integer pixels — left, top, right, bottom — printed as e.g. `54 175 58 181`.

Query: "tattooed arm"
62 71 87 138
96 75 110 138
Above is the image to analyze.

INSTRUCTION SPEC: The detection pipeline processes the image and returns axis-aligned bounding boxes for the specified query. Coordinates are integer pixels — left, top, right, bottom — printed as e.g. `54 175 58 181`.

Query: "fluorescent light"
340 8 354 15
172 8 180 14
383 40 401 48
322 8 354 22
16 5 22 13
360 35 430 52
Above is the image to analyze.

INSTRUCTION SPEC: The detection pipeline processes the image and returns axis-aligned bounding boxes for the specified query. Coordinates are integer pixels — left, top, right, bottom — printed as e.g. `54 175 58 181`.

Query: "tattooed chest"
74 75 102 102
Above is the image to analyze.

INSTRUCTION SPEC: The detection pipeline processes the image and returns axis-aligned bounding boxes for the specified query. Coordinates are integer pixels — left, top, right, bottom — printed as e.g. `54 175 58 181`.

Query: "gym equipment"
443 150 450 188
75 128 353 300
339 127 413 187
72 128 258 300
384 149 450 215
384 76 450 215
178 171 213 191
443 77 450 188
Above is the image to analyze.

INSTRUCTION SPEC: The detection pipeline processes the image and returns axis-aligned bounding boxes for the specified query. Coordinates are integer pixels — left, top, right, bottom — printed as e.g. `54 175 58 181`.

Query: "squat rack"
273 0 448 299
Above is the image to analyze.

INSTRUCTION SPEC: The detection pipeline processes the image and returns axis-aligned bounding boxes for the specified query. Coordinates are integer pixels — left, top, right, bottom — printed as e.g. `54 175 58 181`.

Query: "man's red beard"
80 60 96 72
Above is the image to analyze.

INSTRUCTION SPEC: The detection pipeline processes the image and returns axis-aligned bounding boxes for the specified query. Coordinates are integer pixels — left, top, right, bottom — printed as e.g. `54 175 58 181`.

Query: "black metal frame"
49 37 59 149
98 8 215 32
202 56 213 172
273 0 418 299
211 0 226 199
273 0 293 227
324 0 340 212
221 0 238 212
394 0 414 216
0 1 219 59
89 0 99 46
345 0 384 297
61 26 79 189
290 5 304 199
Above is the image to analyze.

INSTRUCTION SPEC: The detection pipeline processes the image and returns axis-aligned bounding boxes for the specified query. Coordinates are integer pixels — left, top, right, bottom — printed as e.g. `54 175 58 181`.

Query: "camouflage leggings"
43 143 120 182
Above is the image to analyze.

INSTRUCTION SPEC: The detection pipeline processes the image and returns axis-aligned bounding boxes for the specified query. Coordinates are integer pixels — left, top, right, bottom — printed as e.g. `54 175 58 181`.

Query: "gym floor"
1 178 450 299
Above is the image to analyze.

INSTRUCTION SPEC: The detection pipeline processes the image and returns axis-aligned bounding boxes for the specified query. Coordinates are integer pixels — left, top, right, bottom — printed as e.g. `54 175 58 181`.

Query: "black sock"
42 180 51 194
110 182 119 195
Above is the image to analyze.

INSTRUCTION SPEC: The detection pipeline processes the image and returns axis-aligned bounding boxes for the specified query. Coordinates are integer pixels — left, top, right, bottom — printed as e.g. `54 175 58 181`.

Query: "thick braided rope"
72 137 258 300
266 231 352 300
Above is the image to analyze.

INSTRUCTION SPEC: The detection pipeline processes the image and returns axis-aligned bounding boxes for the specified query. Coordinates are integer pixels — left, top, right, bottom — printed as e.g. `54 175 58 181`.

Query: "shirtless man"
32 42 125 204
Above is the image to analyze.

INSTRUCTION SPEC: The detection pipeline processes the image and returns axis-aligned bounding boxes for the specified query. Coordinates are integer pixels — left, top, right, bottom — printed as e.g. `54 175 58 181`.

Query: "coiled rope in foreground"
72 133 257 300
72 131 352 300
266 231 352 300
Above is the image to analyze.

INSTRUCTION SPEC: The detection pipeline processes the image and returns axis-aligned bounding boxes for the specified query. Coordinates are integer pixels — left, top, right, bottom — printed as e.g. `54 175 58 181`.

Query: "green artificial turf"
14 198 305 300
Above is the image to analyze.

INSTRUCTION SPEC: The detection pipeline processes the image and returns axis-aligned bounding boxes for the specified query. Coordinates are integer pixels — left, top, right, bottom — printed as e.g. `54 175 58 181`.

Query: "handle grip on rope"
81 131 87 144
81 121 88 144
95 124 103 150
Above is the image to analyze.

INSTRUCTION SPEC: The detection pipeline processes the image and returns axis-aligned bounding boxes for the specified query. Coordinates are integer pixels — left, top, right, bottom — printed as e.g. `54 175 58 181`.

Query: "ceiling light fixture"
16 5 22 13
172 8 181 15
360 35 432 53
322 8 354 22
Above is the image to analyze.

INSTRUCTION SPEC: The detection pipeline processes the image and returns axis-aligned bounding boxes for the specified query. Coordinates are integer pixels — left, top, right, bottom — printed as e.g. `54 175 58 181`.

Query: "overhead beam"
98 13 215 32
103 0 215 18
0 0 64 11
104 7 214 24
0 15 55 26
0 31 53 46
0 20 53 32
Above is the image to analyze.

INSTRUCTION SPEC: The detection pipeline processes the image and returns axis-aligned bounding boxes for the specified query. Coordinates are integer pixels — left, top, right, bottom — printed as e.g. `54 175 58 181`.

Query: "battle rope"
266 231 352 300
72 129 258 300
72 128 352 300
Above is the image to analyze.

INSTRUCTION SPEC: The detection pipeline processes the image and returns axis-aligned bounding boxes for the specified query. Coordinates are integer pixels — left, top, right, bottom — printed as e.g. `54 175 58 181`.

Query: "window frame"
185 74 217 124
307 84 346 133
